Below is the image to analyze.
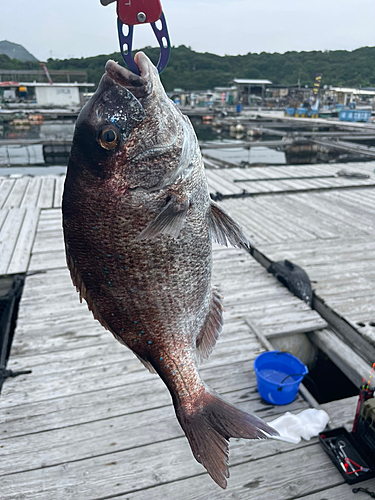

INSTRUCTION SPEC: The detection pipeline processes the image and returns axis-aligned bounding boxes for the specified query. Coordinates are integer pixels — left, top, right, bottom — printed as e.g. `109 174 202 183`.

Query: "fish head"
68 52 197 193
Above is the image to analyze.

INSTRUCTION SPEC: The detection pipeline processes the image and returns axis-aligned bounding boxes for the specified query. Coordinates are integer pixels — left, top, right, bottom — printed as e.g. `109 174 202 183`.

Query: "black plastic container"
319 427 375 484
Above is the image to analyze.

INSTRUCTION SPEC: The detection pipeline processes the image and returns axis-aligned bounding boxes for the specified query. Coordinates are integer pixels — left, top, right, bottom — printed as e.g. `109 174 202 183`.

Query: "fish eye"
98 125 119 150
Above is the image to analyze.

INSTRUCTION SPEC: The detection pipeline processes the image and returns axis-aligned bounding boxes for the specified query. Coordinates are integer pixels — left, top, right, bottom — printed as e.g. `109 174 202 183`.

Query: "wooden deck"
0 174 64 275
215 166 375 363
205 161 375 196
1 167 374 499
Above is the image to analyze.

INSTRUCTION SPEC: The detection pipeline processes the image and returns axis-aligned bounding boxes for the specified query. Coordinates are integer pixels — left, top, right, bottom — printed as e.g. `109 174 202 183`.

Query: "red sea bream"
62 52 278 488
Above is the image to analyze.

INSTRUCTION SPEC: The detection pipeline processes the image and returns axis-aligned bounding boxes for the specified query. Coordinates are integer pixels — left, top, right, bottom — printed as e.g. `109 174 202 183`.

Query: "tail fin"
175 386 278 489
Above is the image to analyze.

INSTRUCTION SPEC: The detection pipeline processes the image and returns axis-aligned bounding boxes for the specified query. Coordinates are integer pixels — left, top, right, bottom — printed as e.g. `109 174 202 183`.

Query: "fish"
62 52 278 489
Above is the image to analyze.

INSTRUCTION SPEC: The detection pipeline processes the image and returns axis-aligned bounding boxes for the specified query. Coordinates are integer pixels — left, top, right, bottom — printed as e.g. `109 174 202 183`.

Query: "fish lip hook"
117 12 171 75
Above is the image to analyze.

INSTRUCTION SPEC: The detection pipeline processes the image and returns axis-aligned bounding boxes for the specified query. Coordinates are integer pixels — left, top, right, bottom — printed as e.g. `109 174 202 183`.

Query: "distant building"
329 86 375 106
33 83 82 107
213 86 237 105
232 78 273 104
0 81 95 107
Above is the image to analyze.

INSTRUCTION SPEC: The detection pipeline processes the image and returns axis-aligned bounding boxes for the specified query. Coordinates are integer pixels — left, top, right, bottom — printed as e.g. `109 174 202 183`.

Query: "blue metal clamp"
117 12 171 75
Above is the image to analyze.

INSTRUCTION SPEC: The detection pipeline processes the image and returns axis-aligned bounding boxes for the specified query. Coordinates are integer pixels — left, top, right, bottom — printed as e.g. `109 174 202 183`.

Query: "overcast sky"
2 0 375 61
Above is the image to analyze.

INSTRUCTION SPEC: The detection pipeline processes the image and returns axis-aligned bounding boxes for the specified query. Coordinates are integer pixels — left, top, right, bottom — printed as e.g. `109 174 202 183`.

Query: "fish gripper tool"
101 0 171 75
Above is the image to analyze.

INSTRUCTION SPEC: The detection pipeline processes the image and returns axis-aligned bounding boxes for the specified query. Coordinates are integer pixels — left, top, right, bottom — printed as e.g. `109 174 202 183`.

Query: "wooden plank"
1 434 323 500
20 177 42 208
39 208 62 220
206 170 243 195
0 402 305 478
103 444 343 500
253 195 341 239
32 230 64 253
258 237 375 260
0 208 26 275
0 178 15 209
319 395 358 430
0 209 8 231
300 480 375 500
3 176 30 208
0 376 307 440
28 250 66 272
0 395 350 480
207 165 375 196
255 236 375 337
263 324 327 338
7 208 40 274
53 175 65 208
0 396 357 495
2 333 262 406
35 213 62 232
296 192 374 233
37 176 56 208
220 200 301 244
4 340 255 396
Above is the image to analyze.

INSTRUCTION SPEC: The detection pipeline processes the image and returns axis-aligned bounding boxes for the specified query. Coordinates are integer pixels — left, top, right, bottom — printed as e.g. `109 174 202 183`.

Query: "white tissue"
268 408 330 444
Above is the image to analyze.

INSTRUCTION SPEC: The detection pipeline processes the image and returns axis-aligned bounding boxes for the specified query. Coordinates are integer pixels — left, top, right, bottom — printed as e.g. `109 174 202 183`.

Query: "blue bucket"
254 351 308 405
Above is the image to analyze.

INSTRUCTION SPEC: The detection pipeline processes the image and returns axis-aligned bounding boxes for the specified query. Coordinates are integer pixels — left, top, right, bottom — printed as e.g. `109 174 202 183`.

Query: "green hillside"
0 40 38 63
2 45 375 91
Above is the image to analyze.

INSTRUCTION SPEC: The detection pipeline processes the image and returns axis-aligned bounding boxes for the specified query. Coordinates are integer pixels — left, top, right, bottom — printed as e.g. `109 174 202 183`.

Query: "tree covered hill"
0 40 38 63
1 45 375 91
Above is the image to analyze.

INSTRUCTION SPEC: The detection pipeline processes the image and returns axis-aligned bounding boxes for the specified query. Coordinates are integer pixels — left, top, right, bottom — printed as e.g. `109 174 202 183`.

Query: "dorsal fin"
209 201 249 249
196 288 224 362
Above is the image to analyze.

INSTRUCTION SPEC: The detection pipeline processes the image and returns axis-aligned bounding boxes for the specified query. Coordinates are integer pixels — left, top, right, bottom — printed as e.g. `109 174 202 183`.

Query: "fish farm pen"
1 142 375 496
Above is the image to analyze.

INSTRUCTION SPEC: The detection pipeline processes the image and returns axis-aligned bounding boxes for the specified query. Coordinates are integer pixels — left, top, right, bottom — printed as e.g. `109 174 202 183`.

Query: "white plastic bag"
268 408 330 444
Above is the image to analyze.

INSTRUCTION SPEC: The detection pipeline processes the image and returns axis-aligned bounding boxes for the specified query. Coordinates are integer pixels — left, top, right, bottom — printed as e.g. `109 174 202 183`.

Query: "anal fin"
210 201 249 249
136 196 189 241
196 288 224 362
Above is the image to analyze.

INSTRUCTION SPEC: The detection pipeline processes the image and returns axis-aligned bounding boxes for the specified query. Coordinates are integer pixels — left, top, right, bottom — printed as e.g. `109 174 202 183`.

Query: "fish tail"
175 386 278 489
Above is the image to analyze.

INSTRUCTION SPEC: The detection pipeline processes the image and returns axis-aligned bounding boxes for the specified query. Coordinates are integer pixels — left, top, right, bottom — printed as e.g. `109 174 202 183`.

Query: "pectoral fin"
136 197 189 240
209 201 249 249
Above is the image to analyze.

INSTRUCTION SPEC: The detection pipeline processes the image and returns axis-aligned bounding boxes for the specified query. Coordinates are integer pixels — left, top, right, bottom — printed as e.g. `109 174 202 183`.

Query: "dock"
1 161 375 499
4 108 375 169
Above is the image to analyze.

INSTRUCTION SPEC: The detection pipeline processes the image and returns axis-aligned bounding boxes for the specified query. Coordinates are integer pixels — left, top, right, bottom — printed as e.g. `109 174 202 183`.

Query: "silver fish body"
62 52 278 488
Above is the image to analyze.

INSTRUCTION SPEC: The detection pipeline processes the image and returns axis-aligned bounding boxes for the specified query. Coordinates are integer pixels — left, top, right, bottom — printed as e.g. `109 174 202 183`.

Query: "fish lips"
105 55 152 100
94 55 154 142
95 72 147 143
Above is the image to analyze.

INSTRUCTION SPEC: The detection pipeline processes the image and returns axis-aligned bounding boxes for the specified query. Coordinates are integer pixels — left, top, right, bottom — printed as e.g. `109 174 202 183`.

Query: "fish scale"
63 51 278 489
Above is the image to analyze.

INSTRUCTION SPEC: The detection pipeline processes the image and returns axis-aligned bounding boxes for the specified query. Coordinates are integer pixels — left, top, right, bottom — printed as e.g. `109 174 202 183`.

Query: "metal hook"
117 12 171 75
151 13 171 74
117 19 139 75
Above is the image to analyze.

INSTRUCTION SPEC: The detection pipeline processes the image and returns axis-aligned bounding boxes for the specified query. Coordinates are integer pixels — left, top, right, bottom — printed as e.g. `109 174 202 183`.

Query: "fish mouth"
105 53 152 99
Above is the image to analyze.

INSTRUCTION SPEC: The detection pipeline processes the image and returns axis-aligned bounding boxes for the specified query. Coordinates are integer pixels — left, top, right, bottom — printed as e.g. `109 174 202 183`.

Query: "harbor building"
0 81 95 108
232 78 273 104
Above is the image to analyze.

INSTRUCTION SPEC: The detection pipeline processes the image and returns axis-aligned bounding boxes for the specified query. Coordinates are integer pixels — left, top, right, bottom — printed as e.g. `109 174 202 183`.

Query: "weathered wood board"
218 185 375 350
1 220 331 500
205 161 375 196
0 207 40 275
1 166 374 499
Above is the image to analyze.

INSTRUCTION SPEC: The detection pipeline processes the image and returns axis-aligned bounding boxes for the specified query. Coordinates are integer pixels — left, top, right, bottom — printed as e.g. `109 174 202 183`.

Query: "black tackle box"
319 398 375 484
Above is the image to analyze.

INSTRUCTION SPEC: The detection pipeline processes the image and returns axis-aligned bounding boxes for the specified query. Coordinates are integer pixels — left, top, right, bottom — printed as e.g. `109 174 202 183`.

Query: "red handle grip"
117 0 162 25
